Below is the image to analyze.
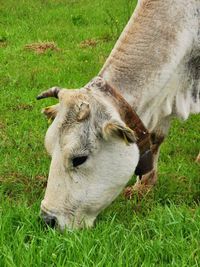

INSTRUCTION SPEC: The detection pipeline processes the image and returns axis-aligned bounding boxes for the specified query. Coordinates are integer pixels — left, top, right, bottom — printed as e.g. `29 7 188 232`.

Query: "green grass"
0 0 200 266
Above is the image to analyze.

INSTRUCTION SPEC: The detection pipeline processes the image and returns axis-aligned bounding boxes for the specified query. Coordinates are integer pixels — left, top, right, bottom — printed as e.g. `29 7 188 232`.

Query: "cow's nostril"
44 216 56 228
41 211 57 228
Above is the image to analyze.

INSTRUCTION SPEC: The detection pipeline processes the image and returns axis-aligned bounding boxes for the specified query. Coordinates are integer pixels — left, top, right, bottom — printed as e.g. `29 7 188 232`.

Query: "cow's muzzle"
40 210 57 228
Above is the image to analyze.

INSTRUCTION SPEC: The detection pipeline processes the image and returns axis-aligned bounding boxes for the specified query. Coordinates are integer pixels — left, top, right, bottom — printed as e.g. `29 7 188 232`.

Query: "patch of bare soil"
12 103 33 111
79 35 112 48
24 41 59 54
80 39 98 48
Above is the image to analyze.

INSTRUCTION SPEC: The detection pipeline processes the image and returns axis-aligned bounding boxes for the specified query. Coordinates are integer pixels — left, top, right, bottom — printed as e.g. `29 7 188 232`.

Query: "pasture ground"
0 0 200 266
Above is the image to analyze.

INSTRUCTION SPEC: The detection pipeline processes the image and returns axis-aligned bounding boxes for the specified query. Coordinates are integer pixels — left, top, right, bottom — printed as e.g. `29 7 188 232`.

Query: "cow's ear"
42 104 59 121
103 120 136 144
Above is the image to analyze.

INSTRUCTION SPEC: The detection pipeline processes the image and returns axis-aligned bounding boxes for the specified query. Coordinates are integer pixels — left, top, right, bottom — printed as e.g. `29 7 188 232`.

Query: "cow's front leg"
124 134 164 199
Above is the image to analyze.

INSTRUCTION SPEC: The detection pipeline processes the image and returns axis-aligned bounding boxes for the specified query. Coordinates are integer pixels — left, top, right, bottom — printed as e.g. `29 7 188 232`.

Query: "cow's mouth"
40 210 57 228
40 202 96 230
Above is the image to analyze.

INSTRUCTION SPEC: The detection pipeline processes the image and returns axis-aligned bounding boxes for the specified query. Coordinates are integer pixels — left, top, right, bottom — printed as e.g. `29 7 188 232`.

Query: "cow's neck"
86 76 154 177
99 0 197 131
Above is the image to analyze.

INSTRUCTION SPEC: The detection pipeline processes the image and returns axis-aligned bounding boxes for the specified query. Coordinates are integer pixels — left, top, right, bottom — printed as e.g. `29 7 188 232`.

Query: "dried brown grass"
24 41 59 54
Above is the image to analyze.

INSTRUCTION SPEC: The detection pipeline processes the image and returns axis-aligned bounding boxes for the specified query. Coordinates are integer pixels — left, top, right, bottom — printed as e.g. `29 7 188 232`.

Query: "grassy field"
0 0 200 266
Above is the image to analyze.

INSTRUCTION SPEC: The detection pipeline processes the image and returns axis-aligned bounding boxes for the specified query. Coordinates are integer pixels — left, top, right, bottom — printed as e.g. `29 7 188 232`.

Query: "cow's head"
38 77 140 230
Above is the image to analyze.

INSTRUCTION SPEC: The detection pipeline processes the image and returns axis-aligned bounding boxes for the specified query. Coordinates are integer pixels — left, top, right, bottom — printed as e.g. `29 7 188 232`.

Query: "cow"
37 0 200 230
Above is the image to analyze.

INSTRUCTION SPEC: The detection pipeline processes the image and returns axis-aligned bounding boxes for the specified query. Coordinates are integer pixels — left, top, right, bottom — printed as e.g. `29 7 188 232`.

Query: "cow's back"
100 0 200 131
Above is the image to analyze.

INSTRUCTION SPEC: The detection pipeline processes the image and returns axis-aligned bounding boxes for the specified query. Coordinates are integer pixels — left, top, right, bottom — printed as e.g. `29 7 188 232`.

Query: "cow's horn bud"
77 102 90 121
36 87 61 100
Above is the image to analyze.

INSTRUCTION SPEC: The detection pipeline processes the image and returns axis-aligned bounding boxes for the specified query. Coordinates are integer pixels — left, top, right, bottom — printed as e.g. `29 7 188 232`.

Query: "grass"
0 0 200 266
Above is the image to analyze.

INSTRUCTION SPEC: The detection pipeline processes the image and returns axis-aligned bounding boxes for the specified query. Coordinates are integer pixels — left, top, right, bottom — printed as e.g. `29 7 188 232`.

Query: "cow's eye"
72 156 88 167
